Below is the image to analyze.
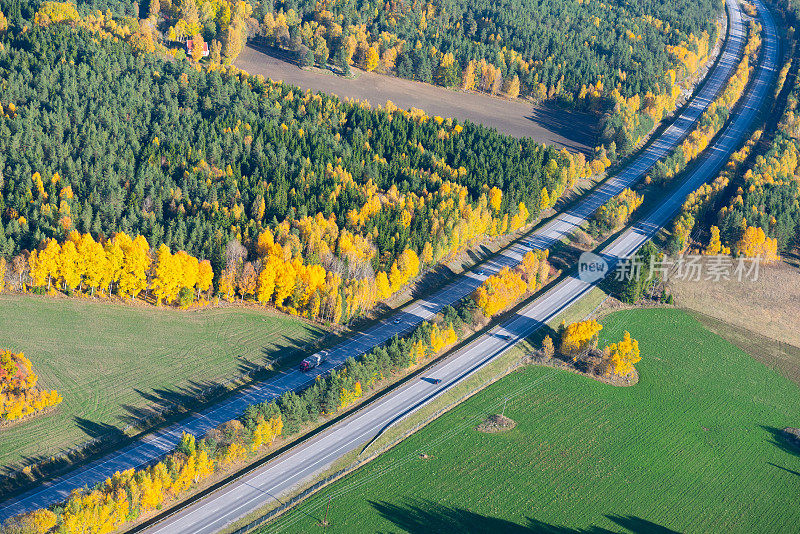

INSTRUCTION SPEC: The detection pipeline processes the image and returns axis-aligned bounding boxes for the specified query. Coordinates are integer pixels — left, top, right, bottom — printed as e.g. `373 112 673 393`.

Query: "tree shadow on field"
119 381 213 427
767 462 800 478
74 416 125 441
117 330 315 427
259 332 319 361
525 103 599 156
369 499 679 533
257 332 311 367
760 425 800 459
239 358 264 377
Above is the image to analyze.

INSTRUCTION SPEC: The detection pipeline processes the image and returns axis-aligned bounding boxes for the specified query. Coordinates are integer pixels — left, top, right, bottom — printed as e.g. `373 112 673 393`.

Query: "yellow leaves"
34 1 79 26
704 226 730 255
115 233 151 299
503 74 520 99
221 442 246 466
8 509 57 534
339 382 363 409
541 335 555 359
32 172 46 199
272 258 297 308
509 202 530 232
603 331 641 376
0 349 62 422
589 158 607 175
388 248 420 293
540 188 551 211
140 473 168 513
251 415 283 451
474 266 527 318
365 44 380 71
376 271 391 299
152 244 180 305
461 60 477 91
676 24 758 175
424 322 457 356
400 208 413 227
489 187 503 213
594 188 643 232
474 249 549 318
407 339 428 366
736 226 779 262
559 319 602 357
421 241 434 265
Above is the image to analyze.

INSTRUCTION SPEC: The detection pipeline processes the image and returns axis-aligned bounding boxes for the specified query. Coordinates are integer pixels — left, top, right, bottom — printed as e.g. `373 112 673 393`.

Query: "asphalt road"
135 0 778 531
0 0 768 524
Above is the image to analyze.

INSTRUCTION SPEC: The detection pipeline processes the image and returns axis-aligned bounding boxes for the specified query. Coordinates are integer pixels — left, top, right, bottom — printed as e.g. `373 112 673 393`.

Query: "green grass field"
263 308 800 533
0 294 323 471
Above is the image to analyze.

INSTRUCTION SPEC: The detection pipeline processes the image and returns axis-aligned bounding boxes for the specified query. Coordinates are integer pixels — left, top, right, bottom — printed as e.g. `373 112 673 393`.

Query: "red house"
185 39 209 57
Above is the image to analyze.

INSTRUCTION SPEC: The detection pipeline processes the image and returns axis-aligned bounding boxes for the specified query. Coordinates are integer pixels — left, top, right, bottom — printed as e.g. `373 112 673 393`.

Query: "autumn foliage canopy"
0 350 62 422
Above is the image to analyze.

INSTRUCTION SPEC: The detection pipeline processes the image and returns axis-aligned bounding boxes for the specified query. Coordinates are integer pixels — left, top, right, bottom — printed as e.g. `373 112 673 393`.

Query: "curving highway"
0 0 770 525
136 0 778 531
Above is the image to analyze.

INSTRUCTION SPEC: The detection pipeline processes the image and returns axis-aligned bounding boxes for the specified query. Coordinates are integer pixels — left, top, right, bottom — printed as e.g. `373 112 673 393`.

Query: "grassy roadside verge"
25 0 740 520
257 308 800 533
0 296 324 495
217 286 608 534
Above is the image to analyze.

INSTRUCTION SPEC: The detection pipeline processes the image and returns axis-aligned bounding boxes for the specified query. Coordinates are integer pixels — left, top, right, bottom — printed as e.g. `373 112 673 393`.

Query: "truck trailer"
300 350 329 371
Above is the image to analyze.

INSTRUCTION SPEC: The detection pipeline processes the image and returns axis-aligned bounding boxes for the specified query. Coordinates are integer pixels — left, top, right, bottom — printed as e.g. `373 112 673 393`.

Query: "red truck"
300 350 329 371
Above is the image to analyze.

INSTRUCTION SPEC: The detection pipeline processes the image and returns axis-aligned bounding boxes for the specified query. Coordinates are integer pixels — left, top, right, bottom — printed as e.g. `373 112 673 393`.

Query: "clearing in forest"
235 45 600 152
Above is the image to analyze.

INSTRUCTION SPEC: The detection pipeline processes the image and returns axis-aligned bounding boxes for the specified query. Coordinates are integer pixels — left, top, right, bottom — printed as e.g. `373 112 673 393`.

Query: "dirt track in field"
235 44 599 154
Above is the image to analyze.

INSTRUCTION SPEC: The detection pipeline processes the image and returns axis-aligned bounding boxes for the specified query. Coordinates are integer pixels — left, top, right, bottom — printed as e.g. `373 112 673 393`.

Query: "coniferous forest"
0 5 593 318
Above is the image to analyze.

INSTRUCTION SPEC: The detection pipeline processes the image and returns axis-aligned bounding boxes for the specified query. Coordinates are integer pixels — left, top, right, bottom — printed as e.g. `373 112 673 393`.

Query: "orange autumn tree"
0 350 62 422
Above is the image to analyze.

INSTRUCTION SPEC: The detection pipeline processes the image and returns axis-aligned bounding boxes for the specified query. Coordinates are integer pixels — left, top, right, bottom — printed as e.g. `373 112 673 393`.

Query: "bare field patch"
235 45 599 152
667 259 800 349
475 414 516 433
